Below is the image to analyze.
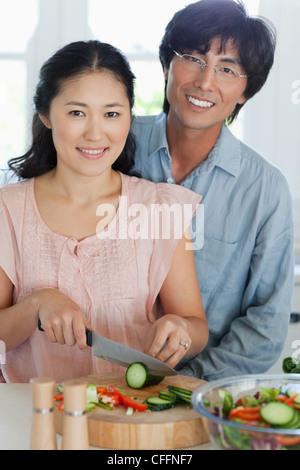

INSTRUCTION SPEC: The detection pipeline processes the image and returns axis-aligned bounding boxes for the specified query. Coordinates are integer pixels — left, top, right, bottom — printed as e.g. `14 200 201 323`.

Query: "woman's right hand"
35 288 92 350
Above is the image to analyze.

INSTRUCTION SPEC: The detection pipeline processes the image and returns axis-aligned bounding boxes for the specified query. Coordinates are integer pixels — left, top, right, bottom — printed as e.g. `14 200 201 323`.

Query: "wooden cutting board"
54 373 208 450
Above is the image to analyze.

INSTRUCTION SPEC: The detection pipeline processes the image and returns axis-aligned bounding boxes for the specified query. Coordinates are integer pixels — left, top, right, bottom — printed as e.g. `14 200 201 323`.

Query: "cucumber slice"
167 385 192 403
279 409 300 429
260 402 297 427
145 396 175 411
158 391 177 403
126 362 164 389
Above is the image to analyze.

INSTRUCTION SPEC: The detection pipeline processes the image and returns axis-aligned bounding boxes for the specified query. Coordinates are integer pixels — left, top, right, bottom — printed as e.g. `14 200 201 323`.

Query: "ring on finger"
180 341 189 350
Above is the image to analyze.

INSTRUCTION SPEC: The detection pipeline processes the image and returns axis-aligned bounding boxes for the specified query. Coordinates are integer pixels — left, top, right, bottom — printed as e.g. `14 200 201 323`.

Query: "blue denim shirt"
130 112 295 380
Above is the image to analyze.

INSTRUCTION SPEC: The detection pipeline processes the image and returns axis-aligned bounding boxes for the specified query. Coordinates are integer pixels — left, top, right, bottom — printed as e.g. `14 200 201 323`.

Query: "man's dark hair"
159 0 276 123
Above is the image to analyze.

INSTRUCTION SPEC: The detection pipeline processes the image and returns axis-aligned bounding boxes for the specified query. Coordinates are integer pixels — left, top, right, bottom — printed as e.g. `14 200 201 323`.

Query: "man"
130 0 294 380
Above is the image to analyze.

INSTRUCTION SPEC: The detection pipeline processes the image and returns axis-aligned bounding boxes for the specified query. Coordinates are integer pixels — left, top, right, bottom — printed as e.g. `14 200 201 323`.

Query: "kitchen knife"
37 320 177 376
86 329 178 376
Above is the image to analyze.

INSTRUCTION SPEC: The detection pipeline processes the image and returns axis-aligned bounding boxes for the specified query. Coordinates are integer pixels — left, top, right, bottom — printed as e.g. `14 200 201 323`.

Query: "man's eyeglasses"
173 50 249 82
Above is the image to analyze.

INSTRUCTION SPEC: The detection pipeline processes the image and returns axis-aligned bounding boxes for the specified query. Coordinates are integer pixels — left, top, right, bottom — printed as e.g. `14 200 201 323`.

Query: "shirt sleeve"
178 176 295 380
0 191 19 288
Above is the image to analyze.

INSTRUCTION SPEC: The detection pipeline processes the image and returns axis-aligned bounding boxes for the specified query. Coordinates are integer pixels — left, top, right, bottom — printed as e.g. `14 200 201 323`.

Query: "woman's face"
40 70 132 178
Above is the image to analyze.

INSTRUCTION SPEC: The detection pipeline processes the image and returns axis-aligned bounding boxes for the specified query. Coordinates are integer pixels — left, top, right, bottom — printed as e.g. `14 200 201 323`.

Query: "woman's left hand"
144 314 191 368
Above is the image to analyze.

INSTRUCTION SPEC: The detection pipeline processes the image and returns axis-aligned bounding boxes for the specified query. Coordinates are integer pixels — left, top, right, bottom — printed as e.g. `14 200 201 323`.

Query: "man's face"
164 37 248 134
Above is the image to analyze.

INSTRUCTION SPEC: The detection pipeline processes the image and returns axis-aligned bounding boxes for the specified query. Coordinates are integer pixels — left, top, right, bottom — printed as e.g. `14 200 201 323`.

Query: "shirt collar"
148 112 241 178
149 112 169 157
208 123 241 177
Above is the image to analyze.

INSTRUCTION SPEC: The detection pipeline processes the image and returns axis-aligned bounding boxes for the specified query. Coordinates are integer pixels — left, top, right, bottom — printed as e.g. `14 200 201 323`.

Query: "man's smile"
186 95 215 108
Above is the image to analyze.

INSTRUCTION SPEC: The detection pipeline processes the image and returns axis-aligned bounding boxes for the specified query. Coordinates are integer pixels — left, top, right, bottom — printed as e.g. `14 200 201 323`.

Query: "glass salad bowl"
191 374 300 450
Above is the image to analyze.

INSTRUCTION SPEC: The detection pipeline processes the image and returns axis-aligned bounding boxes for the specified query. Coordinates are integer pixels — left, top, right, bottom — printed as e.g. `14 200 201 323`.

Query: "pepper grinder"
30 377 57 450
61 379 89 450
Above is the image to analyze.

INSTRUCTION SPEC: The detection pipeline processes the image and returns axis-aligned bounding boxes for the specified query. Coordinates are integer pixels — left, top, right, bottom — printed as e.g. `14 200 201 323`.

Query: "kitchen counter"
2 321 300 451
0 383 213 451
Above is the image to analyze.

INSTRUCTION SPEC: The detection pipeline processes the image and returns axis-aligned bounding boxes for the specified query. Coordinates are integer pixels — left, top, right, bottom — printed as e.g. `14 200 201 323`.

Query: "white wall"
242 0 300 254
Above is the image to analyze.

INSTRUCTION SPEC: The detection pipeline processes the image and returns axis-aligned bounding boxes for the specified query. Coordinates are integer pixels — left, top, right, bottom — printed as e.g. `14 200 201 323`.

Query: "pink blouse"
0 173 201 383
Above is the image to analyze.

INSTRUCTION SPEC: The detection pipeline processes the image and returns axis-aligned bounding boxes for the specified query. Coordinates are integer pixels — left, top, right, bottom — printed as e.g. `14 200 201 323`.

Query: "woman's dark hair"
8 40 136 178
159 0 276 123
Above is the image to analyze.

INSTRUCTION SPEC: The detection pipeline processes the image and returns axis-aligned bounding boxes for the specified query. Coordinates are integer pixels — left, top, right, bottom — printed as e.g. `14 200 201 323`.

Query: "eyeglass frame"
173 50 250 80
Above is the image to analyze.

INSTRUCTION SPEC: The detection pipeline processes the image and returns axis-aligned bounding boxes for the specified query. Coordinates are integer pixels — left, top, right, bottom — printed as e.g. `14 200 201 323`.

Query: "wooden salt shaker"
30 377 57 450
61 379 89 450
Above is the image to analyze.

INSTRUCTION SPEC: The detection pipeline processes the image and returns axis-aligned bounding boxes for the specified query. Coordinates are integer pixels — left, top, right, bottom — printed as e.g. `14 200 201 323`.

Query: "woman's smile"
76 146 109 160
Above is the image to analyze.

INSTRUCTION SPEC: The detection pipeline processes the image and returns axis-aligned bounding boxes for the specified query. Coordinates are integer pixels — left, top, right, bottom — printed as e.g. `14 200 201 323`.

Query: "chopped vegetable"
93 401 113 411
86 384 98 408
144 396 175 411
96 386 108 394
53 381 194 415
282 357 300 373
229 406 262 422
207 382 300 450
108 385 148 411
53 392 63 402
167 385 192 404
158 390 177 404
125 362 164 389
57 402 64 411
259 402 296 427
219 389 234 417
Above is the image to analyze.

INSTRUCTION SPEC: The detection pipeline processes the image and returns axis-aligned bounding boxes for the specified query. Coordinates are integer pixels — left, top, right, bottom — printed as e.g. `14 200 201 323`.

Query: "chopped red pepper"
275 435 300 446
229 405 262 421
285 393 299 406
99 392 120 405
96 387 108 394
53 393 64 401
108 385 148 412
276 394 289 402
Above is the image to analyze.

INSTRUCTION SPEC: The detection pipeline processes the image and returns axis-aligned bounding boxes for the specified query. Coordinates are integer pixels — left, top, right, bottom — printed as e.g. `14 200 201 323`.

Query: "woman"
0 40 208 382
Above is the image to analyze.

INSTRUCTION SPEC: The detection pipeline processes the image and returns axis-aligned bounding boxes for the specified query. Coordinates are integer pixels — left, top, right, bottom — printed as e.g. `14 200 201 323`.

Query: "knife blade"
37 320 177 376
86 329 178 376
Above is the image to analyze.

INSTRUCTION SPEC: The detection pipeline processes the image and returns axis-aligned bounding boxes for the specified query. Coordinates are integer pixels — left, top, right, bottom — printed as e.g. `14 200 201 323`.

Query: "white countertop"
0 383 213 451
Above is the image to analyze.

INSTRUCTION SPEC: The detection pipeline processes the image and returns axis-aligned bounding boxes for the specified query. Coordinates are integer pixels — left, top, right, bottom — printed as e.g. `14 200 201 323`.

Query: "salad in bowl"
191 374 300 450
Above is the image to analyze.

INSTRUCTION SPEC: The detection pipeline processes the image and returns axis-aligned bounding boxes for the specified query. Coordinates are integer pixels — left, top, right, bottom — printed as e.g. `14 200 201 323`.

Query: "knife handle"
86 329 93 347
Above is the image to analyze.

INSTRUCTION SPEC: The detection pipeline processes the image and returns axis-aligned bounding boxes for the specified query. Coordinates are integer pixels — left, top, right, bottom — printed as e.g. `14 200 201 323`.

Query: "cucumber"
126 362 164 389
279 409 300 429
260 402 297 427
158 391 177 404
145 396 175 411
167 385 192 403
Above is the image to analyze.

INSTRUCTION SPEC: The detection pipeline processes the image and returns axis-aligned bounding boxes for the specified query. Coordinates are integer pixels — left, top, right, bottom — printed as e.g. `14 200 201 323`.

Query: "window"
88 0 260 119
88 0 197 116
0 0 38 168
